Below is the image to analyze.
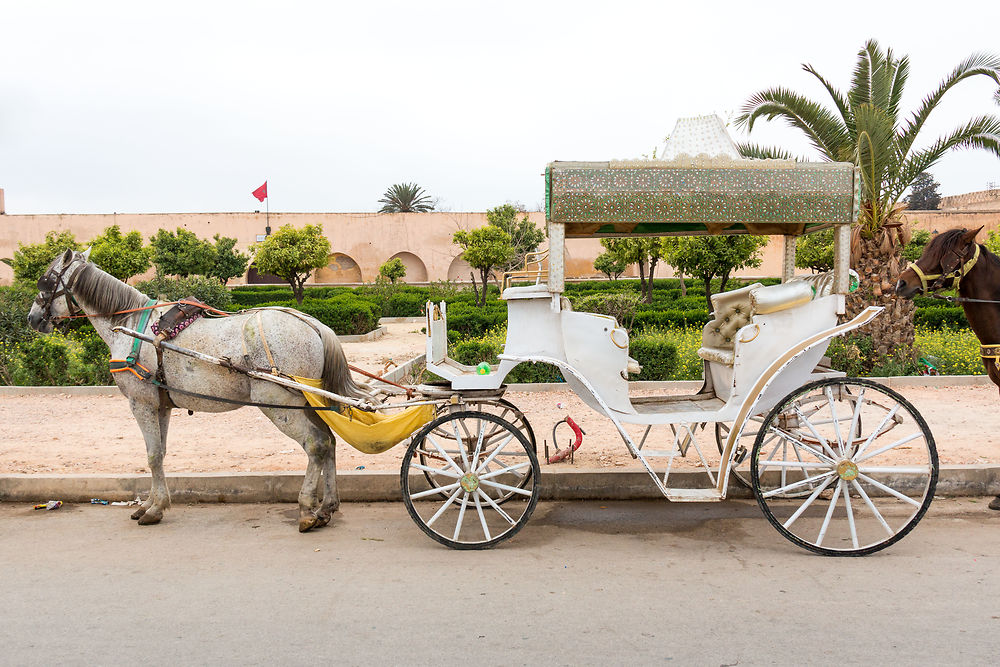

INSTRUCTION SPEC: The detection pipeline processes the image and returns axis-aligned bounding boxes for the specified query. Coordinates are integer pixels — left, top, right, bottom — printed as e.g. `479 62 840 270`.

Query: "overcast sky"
2 0 998 215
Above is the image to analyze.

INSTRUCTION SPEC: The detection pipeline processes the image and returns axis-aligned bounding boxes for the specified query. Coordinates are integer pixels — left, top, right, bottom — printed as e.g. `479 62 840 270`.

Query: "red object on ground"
252 182 268 202
547 416 584 464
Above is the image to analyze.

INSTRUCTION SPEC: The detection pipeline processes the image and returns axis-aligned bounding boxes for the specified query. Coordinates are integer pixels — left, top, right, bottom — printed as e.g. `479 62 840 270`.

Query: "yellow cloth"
291 376 435 454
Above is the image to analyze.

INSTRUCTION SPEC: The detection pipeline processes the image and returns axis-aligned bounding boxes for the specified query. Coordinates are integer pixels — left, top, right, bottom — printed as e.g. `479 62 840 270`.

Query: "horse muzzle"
894 278 921 299
27 304 53 333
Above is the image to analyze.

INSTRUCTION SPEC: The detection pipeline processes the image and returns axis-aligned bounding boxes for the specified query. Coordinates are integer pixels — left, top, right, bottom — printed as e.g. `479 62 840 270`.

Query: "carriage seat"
696 281 814 366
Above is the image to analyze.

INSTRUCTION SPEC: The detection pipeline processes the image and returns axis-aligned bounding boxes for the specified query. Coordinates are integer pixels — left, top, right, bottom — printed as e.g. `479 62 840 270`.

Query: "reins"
906 244 980 293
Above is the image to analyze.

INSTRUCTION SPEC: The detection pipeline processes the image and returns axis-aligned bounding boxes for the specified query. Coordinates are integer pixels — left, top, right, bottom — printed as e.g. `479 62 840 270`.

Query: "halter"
906 243 980 293
34 259 85 323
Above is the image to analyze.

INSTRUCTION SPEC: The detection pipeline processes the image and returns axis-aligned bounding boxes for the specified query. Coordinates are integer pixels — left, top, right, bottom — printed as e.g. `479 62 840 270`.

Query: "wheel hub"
460 473 480 493
836 460 859 481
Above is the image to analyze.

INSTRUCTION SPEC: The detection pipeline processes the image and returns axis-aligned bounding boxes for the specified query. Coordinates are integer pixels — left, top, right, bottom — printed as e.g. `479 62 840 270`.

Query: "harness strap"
256 311 279 374
981 344 1000 374
907 244 980 292
125 300 159 364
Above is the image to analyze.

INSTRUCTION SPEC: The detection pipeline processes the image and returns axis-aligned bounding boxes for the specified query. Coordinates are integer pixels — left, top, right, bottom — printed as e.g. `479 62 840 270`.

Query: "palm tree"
737 40 1000 362
378 183 435 213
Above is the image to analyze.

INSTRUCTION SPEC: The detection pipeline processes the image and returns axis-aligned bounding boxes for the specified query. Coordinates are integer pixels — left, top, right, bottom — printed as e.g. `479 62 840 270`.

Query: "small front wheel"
751 378 937 556
402 411 540 549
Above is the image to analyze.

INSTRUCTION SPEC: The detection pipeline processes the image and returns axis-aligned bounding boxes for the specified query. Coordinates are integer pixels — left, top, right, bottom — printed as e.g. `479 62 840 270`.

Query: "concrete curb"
1 374 992 397
338 326 388 343
3 465 997 504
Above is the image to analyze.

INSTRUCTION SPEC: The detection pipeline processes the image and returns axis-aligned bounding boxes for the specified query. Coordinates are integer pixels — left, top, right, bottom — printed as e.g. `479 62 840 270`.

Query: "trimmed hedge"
241 295 379 336
913 306 967 329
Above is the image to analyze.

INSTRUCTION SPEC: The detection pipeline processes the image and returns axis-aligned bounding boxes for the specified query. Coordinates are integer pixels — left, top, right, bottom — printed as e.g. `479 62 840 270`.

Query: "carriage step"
664 488 723 502
636 449 677 459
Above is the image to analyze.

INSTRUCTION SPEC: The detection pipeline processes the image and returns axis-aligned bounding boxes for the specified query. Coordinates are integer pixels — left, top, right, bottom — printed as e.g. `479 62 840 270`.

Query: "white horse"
28 249 369 532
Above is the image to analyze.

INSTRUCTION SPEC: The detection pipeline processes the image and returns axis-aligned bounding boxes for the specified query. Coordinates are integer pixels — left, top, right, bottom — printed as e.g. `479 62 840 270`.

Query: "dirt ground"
2 320 998 475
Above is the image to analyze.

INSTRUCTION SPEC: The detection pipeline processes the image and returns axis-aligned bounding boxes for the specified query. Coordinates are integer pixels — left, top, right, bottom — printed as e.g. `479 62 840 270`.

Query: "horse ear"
81 246 92 261
62 249 74 264
961 227 983 245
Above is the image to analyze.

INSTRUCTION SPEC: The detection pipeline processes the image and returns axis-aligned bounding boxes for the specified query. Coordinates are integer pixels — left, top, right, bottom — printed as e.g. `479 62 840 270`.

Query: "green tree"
10 231 82 283
485 204 545 273
88 224 151 282
795 228 835 273
904 172 942 210
600 238 668 303
902 229 931 262
378 183 435 213
379 257 407 284
210 234 249 285
452 226 514 306
593 251 627 280
738 39 1000 358
664 236 768 311
149 228 216 277
251 224 331 304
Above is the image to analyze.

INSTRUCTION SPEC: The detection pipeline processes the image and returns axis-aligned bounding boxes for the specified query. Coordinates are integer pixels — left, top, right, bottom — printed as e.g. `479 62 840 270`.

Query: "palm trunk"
845 231 916 363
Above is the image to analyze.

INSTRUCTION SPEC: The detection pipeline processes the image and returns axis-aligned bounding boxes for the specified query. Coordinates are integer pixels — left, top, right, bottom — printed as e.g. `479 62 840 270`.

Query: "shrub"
3 330 110 386
446 300 507 338
245 295 380 336
915 326 984 375
629 335 679 381
914 306 967 329
572 292 640 332
0 283 37 345
136 275 233 310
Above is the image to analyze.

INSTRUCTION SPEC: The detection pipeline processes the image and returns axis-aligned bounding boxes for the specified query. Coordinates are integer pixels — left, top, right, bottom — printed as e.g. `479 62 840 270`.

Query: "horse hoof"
989 497 1000 511
137 512 162 525
315 513 332 528
130 508 147 520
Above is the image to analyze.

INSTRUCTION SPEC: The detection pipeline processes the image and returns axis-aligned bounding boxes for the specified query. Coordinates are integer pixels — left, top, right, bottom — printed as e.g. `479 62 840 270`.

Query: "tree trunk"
637 260 648 301
679 272 687 297
703 276 714 313
645 257 659 304
469 271 481 306
479 268 491 306
845 231 916 363
291 277 305 304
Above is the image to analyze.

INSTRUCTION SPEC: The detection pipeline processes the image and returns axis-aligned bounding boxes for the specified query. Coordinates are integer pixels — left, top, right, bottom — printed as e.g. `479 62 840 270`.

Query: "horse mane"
72 263 152 324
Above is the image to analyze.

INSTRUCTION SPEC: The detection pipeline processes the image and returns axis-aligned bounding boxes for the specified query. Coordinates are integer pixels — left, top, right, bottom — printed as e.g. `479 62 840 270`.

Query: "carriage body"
410 116 937 553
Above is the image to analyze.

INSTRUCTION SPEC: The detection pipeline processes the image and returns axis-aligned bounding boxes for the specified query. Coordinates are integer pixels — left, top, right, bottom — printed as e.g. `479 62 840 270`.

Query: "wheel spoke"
453 492 470 541
854 403 901 460
855 432 923 463
763 470 837 498
426 486 464 527
427 434 465 476
782 475 837 529
794 405 837 460
410 481 462 501
842 481 859 549
475 432 516 473
470 420 487 470
847 388 866 454
816 479 843 547
768 426 837 464
478 461 532 480
852 479 895 537
476 490 516 525
474 493 491 541
825 387 845 458
410 463 461 479
479 478 534 497
856 473 922 507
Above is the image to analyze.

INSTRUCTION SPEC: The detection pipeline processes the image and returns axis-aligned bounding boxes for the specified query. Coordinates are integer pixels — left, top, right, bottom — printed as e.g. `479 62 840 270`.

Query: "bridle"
906 243 980 294
34 259 85 324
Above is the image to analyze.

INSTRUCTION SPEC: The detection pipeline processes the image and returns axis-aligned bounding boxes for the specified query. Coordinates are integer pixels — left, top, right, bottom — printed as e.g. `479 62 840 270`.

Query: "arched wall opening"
447 255 473 282
387 251 428 283
314 253 363 283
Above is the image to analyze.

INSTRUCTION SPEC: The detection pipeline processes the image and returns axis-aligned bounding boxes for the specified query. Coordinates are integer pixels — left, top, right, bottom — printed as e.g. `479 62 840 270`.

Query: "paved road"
2 498 999 666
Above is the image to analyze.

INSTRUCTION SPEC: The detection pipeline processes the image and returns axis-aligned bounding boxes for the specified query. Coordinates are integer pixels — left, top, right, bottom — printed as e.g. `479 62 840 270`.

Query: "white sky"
2 0 998 215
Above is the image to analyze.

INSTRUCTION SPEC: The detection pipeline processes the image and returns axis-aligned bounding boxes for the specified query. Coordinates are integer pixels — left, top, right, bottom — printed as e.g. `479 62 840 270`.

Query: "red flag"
252 182 268 202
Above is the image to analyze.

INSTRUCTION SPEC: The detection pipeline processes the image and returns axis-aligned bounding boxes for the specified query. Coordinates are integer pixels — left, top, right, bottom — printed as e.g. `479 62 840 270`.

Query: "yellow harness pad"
291 376 435 454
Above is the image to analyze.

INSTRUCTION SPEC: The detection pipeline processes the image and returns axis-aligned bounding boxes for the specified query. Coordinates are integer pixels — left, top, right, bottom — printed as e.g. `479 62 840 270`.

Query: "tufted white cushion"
696 283 761 366
749 281 814 314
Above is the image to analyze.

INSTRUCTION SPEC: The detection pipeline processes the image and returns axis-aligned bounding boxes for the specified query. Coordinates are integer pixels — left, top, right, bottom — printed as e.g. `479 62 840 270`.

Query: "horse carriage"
29 116 938 555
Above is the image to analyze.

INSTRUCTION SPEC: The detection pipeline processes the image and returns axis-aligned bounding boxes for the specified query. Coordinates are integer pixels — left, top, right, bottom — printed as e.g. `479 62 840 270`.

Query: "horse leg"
315 440 339 527
128 399 171 525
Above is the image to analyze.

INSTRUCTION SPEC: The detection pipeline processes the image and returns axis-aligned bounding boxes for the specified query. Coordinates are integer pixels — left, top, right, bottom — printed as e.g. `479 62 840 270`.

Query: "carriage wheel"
418 399 535 503
751 378 937 556
715 418 764 492
402 411 540 549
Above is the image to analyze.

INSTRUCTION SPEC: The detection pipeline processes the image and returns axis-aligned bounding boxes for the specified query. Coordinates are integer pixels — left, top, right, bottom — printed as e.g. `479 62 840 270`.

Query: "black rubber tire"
751 378 937 557
402 411 540 550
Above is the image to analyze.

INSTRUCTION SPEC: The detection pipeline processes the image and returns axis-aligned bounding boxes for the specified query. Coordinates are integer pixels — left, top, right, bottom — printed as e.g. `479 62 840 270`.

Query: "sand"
2 321 997 475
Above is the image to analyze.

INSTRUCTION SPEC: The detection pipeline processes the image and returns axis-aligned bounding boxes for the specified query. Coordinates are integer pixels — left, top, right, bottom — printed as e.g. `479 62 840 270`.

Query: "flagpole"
265 182 271 236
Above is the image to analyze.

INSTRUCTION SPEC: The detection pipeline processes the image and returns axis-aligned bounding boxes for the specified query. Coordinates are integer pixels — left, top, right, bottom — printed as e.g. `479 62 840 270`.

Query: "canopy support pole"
781 236 796 283
833 224 851 294
547 221 565 311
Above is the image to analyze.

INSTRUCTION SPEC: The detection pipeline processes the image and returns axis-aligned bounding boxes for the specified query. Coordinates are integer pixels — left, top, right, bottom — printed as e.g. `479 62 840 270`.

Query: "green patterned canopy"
545 158 860 238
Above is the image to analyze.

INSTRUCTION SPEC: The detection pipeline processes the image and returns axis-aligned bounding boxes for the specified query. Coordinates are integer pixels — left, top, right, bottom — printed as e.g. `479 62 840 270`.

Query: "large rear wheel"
751 378 937 556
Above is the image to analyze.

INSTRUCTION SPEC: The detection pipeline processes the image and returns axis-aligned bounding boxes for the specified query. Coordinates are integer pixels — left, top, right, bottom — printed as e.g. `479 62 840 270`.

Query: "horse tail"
319 325 369 399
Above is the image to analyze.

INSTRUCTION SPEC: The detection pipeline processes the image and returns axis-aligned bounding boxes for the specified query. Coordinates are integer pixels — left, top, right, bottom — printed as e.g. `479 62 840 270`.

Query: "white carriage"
401 117 938 555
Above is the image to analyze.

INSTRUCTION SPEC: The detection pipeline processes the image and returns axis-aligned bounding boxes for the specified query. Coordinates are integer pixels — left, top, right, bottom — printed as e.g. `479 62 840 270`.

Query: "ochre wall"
2 202 998 286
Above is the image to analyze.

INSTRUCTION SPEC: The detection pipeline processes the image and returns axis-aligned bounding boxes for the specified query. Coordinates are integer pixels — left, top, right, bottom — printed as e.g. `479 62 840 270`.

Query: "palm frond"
894 115 1000 202
848 40 883 110
899 52 1000 158
802 63 852 129
887 54 910 126
737 87 851 159
854 104 901 209
736 143 800 160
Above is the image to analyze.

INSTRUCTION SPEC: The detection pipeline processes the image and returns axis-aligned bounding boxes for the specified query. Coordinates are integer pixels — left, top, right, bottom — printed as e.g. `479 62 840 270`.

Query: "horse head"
28 247 91 333
895 227 982 299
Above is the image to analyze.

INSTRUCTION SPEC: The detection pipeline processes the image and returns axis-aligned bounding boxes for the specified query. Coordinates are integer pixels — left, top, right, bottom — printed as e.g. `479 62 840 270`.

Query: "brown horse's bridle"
906 243 980 293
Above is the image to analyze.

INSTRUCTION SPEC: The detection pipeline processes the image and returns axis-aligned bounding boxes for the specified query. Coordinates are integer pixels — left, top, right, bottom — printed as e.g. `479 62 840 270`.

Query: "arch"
246 264 284 285
386 251 428 283
447 255 474 282
314 253 362 284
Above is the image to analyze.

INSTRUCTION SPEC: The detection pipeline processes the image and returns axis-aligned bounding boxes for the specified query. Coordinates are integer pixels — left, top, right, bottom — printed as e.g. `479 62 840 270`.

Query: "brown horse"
895 227 1000 509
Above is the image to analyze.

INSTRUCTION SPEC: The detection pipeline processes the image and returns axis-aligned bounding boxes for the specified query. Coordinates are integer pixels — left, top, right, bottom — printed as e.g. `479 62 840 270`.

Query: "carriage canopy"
545 116 860 238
